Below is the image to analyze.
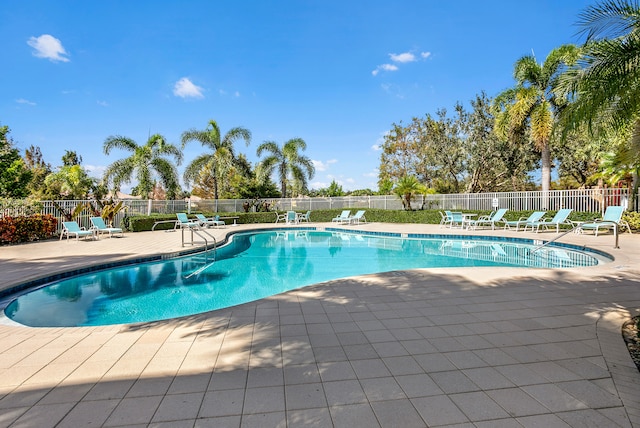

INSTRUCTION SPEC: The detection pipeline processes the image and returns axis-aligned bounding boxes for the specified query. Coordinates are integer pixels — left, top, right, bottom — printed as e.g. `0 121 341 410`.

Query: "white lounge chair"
297 211 311 223
439 211 453 228
577 205 631 236
195 213 225 228
503 211 546 231
349 210 367 224
525 208 573 233
90 216 124 238
467 208 508 230
60 221 95 241
332 210 351 224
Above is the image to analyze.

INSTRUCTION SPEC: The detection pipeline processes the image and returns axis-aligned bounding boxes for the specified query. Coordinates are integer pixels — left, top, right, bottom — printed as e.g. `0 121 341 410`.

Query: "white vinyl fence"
1 188 635 233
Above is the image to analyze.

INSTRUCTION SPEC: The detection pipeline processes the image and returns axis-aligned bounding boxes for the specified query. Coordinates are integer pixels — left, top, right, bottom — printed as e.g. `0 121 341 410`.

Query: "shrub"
0 214 58 244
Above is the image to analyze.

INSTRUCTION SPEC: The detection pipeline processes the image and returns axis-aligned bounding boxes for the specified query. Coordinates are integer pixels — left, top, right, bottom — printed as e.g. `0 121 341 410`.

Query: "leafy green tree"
62 150 82 166
256 138 315 197
44 159 94 200
326 180 344 196
464 92 537 192
103 134 183 199
378 122 428 187
553 125 607 187
181 120 251 200
0 125 32 198
24 145 52 198
393 175 426 210
494 45 580 194
423 108 467 193
558 0 640 207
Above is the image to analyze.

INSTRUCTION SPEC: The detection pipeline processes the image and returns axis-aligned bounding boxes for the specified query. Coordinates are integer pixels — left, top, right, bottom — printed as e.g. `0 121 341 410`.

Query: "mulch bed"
622 316 640 372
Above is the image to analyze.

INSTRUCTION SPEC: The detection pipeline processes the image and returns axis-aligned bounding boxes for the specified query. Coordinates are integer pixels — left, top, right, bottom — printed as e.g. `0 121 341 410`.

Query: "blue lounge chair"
297 211 311 223
195 213 225 228
526 208 573 233
349 210 367 225
60 221 95 241
439 211 453 228
577 205 630 236
467 208 508 230
176 213 200 229
332 210 352 224
286 210 297 224
503 211 546 231
449 212 465 228
90 216 124 238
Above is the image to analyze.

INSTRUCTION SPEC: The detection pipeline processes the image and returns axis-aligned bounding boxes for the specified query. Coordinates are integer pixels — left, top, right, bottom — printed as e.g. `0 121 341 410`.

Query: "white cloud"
16 98 36 106
372 63 399 76
234 91 241 97
173 77 204 99
390 52 416 63
97 100 109 107
27 34 70 62
421 51 432 59
312 159 337 172
371 144 381 151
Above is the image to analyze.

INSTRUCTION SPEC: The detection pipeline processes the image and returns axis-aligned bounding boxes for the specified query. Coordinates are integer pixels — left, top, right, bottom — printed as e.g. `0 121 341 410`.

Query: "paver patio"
0 222 638 427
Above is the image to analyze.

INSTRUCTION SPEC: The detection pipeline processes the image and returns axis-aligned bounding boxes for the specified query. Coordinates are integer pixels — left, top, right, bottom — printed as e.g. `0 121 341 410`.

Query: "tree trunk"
540 143 551 209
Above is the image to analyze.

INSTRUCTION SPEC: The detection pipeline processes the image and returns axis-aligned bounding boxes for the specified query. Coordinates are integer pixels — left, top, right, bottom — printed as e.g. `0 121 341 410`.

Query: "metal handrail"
530 220 621 253
181 226 218 279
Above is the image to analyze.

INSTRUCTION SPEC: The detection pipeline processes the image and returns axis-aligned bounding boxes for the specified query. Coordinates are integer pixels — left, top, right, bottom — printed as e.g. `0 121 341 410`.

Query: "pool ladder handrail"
530 220 621 254
182 226 218 279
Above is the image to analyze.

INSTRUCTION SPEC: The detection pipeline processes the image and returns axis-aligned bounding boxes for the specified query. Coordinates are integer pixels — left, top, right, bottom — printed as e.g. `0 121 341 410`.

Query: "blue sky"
1 0 593 193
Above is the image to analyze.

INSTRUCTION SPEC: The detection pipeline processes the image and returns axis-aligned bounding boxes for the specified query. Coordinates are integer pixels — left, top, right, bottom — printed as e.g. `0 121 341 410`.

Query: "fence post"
147 199 152 216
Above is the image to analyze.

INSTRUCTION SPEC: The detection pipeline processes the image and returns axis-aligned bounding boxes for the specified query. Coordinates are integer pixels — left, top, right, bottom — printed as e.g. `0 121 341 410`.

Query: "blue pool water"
3 230 606 327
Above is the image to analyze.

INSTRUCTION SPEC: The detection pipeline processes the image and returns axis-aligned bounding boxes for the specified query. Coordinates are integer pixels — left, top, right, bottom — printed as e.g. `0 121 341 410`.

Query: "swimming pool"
3 229 608 327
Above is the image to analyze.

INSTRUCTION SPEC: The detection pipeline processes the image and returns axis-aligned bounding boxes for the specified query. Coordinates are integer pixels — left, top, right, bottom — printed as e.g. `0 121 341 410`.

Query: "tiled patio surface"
0 222 638 427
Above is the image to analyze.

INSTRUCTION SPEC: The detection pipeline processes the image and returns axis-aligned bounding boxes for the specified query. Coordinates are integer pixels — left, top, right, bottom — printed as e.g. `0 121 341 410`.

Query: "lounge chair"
60 221 95 241
576 205 631 236
297 211 311 223
195 213 225 228
349 210 367 225
467 208 508 230
449 212 465 228
439 211 453 228
503 211 546 232
286 210 297 224
90 216 124 238
332 210 352 224
525 208 573 233
176 213 200 230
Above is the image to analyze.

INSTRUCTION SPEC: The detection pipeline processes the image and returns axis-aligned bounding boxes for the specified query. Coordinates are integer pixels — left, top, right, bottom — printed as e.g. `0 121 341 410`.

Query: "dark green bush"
124 209 638 232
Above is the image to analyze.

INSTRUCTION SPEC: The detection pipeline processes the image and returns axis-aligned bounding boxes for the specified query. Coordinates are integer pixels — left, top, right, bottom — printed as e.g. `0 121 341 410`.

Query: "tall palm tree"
103 134 182 199
494 45 580 194
256 138 315 197
558 0 640 207
181 120 251 200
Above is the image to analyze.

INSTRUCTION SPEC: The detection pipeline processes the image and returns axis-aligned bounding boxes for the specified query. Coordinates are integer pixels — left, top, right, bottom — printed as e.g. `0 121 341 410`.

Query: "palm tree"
558 0 640 208
393 175 426 210
256 138 315 197
103 134 182 199
494 45 580 195
181 120 251 200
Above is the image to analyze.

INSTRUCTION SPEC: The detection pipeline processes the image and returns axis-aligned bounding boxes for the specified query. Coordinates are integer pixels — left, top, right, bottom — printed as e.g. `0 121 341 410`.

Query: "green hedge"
124 209 636 232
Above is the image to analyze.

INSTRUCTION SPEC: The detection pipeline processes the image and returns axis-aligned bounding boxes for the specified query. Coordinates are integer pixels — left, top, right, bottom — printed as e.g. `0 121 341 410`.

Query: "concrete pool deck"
0 222 638 427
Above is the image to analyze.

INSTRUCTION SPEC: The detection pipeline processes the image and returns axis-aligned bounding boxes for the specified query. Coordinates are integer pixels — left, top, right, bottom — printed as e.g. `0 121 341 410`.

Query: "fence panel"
1 188 636 234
